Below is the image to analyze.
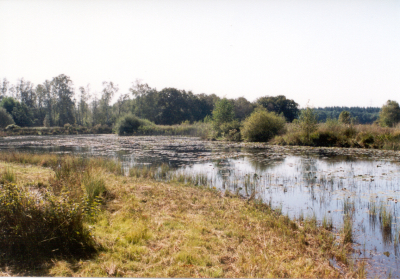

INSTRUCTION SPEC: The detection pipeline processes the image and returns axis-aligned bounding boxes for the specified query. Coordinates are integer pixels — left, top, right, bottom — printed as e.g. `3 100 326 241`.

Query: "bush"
241 107 286 142
219 120 241 141
5 124 20 130
115 114 154 136
0 108 15 128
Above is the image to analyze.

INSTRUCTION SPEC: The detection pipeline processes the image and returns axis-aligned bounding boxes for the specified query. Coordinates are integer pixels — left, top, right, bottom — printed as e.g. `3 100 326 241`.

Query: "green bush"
115 114 154 135
241 107 286 142
0 108 14 129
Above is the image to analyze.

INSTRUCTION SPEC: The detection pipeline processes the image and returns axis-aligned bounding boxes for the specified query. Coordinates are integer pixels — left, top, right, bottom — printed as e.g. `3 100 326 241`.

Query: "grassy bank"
0 152 363 277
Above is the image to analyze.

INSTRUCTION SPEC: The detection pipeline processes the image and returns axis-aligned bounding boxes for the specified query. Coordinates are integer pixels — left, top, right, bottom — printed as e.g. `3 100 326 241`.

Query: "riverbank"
0 153 362 277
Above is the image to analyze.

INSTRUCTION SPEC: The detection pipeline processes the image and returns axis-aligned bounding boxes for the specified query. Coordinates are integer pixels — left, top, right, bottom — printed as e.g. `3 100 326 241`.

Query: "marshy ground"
0 153 360 277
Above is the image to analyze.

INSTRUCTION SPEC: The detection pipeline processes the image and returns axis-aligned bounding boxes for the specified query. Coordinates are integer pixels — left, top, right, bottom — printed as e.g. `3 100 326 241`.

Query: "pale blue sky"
0 0 399 107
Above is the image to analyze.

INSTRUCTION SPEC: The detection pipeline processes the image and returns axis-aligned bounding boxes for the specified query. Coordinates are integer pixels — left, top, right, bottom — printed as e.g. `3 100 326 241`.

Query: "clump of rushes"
379 203 393 235
343 214 353 244
0 182 96 262
322 215 333 231
81 168 106 203
0 167 16 183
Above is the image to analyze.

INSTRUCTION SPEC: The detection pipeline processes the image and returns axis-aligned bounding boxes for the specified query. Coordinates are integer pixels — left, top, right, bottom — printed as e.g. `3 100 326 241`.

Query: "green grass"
0 167 16 183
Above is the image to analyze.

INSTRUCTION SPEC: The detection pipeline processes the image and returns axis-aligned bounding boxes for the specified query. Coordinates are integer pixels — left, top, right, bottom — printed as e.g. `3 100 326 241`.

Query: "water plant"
343 214 353 244
379 202 393 244
322 215 333 231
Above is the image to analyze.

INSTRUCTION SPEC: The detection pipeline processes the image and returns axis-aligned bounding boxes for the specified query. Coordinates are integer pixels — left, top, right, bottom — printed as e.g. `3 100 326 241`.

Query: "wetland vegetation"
2 135 400 277
0 152 358 277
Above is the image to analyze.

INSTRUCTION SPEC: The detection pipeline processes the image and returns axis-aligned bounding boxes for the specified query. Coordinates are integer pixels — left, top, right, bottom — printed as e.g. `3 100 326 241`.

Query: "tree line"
0 74 387 130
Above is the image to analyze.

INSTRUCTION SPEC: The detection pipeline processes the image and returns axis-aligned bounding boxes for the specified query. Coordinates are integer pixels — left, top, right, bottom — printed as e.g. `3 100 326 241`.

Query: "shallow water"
1 134 400 277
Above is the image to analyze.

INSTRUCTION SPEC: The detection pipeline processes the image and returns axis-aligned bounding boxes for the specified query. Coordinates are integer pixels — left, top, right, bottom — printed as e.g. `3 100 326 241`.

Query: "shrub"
241 107 286 142
0 108 14 128
5 124 20 130
219 120 241 141
115 114 154 135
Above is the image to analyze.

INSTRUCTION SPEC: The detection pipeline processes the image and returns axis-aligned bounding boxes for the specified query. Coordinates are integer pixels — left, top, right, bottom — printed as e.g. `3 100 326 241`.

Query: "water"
2 134 400 277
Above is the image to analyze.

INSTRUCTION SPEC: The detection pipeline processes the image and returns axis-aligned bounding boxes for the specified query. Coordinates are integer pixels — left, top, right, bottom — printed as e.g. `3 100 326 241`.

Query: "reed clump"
0 182 96 263
0 167 16 183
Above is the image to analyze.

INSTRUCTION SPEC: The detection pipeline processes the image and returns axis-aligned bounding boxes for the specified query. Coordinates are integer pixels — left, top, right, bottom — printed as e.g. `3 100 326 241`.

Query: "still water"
2 134 400 277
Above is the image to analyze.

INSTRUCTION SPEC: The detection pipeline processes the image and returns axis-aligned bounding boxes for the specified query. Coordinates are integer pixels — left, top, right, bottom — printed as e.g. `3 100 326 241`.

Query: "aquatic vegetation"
343 214 353 244
343 198 355 216
322 215 333 231
0 153 352 277
379 202 393 243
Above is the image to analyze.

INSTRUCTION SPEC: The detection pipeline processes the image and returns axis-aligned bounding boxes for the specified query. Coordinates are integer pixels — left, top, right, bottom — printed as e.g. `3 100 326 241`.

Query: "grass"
0 152 361 277
0 166 16 183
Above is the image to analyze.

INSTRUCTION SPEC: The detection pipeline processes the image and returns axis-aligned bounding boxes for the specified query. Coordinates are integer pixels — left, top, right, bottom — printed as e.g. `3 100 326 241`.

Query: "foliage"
0 107 14 128
218 120 241 141
298 107 318 142
211 98 236 138
338 111 351 124
241 107 286 142
256 95 299 122
0 96 18 114
51 74 75 126
314 106 380 124
379 100 400 127
115 114 152 135
12 102 33 127
233 97 254 121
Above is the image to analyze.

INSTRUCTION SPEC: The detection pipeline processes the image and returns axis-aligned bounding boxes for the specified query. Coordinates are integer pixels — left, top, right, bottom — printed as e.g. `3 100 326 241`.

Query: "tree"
338 111 351 125
76 85 91 126
101 81 118 125
256 95 299 122
0 78 9 100
0 97 18 114
0 107 14 128
233 97 254 121
298 107 318 141
241 107 285 142
16 79 36 109
12 102 33 127
51 74 75 126
212 98 235 126
379 100 400 127
129 79 152 118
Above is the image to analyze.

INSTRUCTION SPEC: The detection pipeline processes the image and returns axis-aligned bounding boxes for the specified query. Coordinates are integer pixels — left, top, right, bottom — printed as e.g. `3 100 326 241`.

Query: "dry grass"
0 153 363 277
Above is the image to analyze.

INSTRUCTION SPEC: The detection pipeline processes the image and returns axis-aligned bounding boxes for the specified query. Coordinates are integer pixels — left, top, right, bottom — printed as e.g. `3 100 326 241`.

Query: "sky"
0 0 399 108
